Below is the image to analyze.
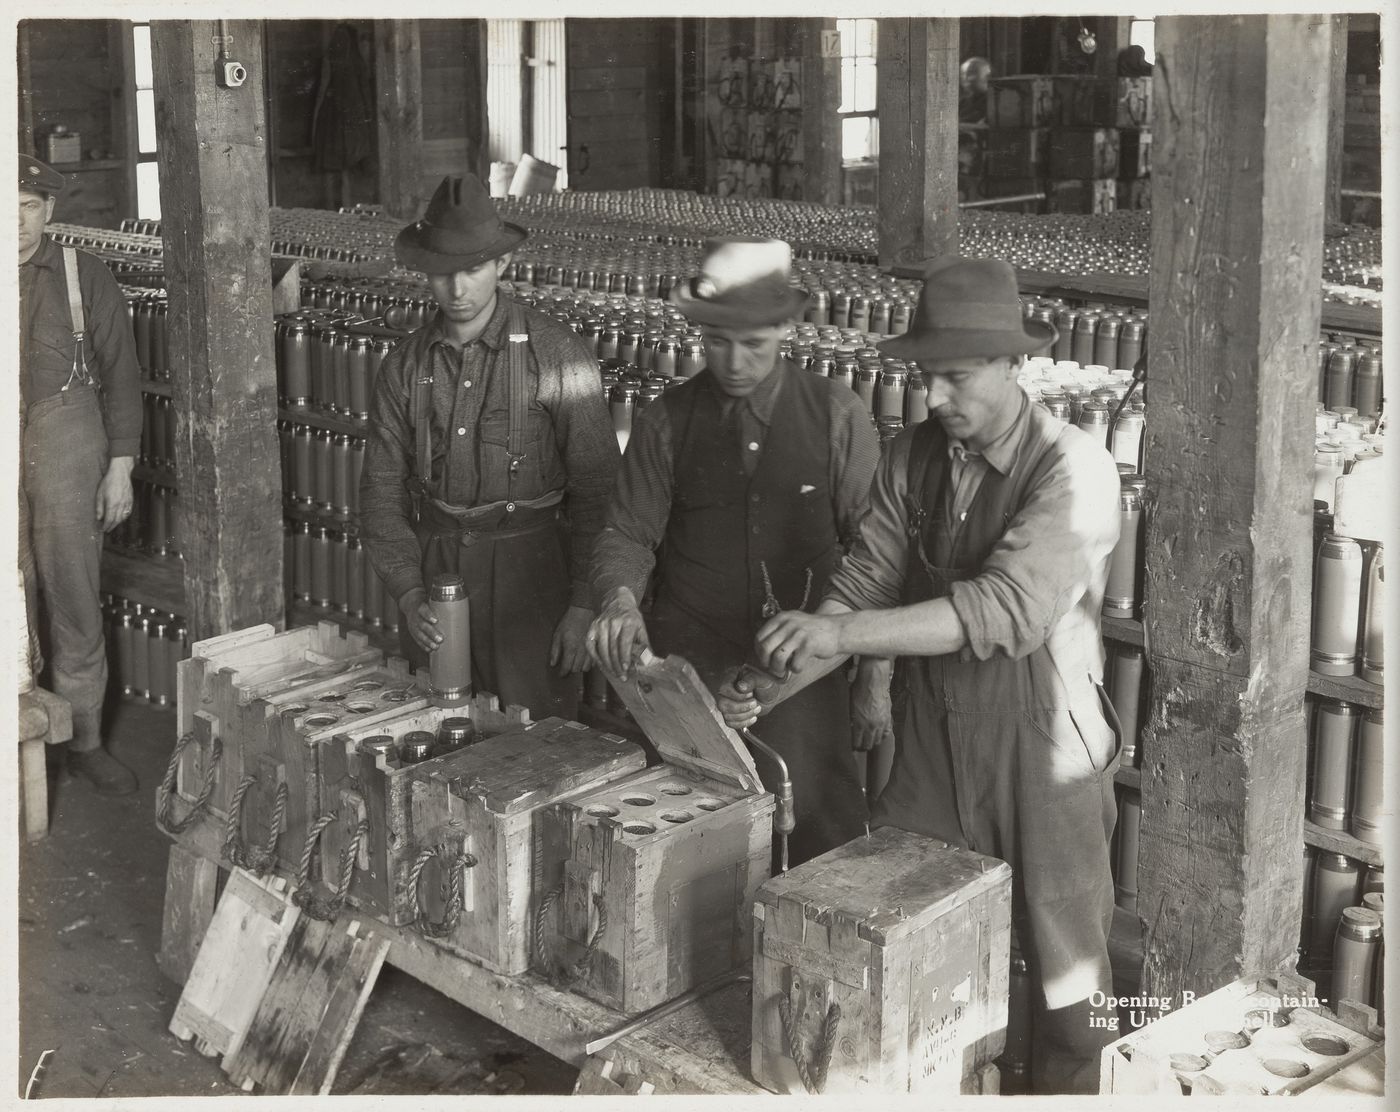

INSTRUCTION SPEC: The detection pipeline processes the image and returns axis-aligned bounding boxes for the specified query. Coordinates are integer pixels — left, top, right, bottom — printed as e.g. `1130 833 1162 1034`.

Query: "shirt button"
457 427 467 436
747 441 760 451
751 526 761 535
462 380 472 389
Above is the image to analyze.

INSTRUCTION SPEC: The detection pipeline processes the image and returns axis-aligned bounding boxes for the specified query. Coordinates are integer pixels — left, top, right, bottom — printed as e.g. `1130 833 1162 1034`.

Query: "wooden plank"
1137 16 1328 1002
288 923 391 1094
157 842 219 985
373 21 427 220
1305 670 1383 709
1325 15 1350 225
1101 615 1145 647
569 64 648 93
573 1055 656 1095
1302 820 1382 868
169 870 298 1059
150 20 283 642
799 18 843 206
876 19 960 268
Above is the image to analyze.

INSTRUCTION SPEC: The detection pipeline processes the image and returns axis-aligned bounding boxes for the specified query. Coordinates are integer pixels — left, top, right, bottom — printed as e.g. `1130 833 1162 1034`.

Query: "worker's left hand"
715 672 763 730
850 658 895 752
755 610 842 676
95 457 136 532
550 605 595 675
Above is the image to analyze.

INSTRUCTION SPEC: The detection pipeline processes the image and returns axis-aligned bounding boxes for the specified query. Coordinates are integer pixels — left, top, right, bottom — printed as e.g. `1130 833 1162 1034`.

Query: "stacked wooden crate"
983 77 1056 213
712 52 804 200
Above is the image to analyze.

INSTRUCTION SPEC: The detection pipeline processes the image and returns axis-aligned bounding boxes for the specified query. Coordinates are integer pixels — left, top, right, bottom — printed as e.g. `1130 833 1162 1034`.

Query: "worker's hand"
400 588 442 654
850 658 895 752
95 456 135 532
587 588 650 680
715 671 763 730
755 610 843 676
550 605 594 676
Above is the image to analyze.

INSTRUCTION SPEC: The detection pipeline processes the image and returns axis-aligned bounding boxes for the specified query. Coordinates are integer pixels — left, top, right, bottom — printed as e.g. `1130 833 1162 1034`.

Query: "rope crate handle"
155 732 223 836
534 884 608 984
778 991 843 1095
409 844 477 939
221 775 286 877
292 812 369 921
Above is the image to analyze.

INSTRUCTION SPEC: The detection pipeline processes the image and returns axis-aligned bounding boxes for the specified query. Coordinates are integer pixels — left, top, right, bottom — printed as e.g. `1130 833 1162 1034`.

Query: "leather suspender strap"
411 372 433 517
62 247 86 339
505 303 530 508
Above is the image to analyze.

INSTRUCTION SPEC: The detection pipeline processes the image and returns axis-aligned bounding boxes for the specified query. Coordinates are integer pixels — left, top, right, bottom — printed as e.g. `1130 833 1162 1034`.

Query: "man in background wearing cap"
727 256 1123 1092
360 174 617 718
588 238 882 868
19 153 142 795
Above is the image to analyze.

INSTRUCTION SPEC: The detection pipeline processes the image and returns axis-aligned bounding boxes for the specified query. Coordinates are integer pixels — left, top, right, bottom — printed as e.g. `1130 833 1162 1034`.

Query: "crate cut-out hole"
345 703 376 714
351 679 383 691
694 798 725 811
586 804 619 818
622 821 656 835
1244 1009 1289 1031
660 811 693 824
381 689 412 702
1169 1054 1207 1073
1301 1036 1349 1057
621 794 655 807
1204 1030 1250 1052
319 691 345 702
658 783 693 796
1262 1059 1310 1079
305 713 339 727
280 703 308 715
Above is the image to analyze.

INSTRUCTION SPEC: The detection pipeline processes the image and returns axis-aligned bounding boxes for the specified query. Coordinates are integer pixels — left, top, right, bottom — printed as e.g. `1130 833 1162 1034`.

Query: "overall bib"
872 415 1119 1094
650 368 868 868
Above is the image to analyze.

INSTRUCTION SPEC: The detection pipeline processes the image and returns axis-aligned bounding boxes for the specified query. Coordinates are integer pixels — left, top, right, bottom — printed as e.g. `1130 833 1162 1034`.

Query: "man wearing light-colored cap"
588 238 882 868
19 152 142 795
359 173 618 718
728 256 1124 1093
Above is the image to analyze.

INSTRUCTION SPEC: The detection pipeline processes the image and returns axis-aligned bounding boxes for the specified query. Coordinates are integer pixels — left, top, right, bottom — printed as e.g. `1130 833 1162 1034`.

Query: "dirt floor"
16 697 578 1099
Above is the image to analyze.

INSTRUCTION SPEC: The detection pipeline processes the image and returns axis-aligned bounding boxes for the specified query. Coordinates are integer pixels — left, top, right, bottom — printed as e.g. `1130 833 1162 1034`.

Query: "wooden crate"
1049 127 1120 180
1099 975 1385 1095
983 128 1050 177
406 716 648 974
750 826 1012 1095
1053 75 1118 127
313 694 534 926
987 77 1056 127
536 651 775 1015
1118 128 1152 179
236 661 428 876
171 623 383 825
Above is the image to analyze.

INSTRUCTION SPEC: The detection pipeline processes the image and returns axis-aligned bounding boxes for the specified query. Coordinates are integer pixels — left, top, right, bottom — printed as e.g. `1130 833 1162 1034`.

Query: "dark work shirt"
359 292 619 608
20 235 142 456
592 361 881 607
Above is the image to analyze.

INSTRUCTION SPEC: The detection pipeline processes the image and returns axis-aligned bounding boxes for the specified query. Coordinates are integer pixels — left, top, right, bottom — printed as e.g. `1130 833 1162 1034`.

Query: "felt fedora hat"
879 255 1056 362
395 173 528 274
670 238 808 328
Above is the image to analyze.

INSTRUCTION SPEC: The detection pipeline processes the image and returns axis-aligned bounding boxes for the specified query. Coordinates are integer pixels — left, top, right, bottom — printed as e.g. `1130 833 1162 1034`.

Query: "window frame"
837 18 878 165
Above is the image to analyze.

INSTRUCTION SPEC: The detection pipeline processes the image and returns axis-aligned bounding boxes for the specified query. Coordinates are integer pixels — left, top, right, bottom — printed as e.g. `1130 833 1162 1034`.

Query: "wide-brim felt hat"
879 255 1057 362
670 237 808 329
395 173 528 274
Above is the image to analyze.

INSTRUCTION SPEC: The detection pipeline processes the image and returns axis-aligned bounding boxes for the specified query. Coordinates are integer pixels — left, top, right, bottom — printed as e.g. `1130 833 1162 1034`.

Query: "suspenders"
410 302 533 518
60 247 96 391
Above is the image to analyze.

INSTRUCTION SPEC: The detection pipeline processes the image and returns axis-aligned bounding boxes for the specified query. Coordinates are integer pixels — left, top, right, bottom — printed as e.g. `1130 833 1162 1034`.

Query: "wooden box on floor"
1099 973 1385 1096
171 622 383 825
536 651 775 1015
750 826 1013 1095
236 660 429 875
405 714 647 974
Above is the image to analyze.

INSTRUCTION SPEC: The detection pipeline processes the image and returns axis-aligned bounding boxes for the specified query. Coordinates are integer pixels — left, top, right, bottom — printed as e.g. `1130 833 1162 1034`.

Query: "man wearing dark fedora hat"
588 238 882 869
359 173 618 718
728 256 1125 1092
20 152 142 796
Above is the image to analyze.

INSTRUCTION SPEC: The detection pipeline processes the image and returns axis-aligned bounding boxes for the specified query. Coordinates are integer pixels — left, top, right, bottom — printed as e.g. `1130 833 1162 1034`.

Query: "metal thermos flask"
1072 313 1098 366
1313 444 1344 512
1109 645 1144 766
904 372 929 426
1362 865 1384 896
1118 319 1145 371
1361 544 1383 684
311 526 331 607
1094 316 1120 368
429 573 471 706
1309 852 1362 962
1349 708 1383 844
1111 409 1145 472
1311 534 1363 676
1115 789 1141 914
853 366 878 412
1308 701 1357 831
1103 478 1143 617
678 339 705 378
358 734 400 765
1053 309 1078 362
876 364 905 421
292 522 312 601
281 318 312 405
1333 906 1382 1008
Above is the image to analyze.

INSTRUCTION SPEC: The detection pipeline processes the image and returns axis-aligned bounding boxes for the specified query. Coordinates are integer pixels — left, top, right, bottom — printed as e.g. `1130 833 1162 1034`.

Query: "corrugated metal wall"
532 19 568 189
486 21 523 165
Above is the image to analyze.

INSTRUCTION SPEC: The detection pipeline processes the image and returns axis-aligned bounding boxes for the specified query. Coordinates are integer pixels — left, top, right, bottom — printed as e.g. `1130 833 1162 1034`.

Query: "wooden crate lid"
441 717 647 814
600 650 763 794
755 826 1012 945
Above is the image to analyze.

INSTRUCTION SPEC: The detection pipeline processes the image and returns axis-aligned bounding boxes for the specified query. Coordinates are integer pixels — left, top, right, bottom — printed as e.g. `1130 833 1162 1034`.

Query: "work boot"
67 748 139 797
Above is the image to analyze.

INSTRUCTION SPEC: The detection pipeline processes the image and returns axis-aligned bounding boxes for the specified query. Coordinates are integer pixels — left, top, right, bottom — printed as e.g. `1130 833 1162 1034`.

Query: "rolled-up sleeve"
949 433 1121 660
824 432 913 612
590 399 674 607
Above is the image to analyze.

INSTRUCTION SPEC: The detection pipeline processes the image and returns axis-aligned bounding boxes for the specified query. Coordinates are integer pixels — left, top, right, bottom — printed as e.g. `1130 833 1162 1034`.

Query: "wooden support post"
876 18 960 269
150 20 284 642
1137 16 1328 1000
1325 15 1349 226
157 842 220 985
374 20 426 220
17 22 34 153
1093 17 1129 79
799 18 842 206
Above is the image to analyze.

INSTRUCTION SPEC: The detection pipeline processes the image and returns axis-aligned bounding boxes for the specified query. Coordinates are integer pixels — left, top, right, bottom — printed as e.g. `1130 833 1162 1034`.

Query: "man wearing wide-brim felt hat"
588 237 883 870
727 254 1128 1093
359 172 619 720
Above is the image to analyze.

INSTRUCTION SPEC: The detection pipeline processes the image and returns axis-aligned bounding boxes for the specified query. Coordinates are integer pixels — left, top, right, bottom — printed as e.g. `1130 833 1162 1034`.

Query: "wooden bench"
18 687 72 842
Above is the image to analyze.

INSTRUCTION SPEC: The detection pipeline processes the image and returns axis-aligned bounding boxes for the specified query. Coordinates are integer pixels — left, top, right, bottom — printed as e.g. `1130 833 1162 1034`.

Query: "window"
132 22 159 220
1129 18 1155 63
837 18 878 163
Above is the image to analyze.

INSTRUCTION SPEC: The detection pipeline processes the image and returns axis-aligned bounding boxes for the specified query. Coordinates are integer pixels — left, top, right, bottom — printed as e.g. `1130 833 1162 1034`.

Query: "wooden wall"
421 20 487 185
